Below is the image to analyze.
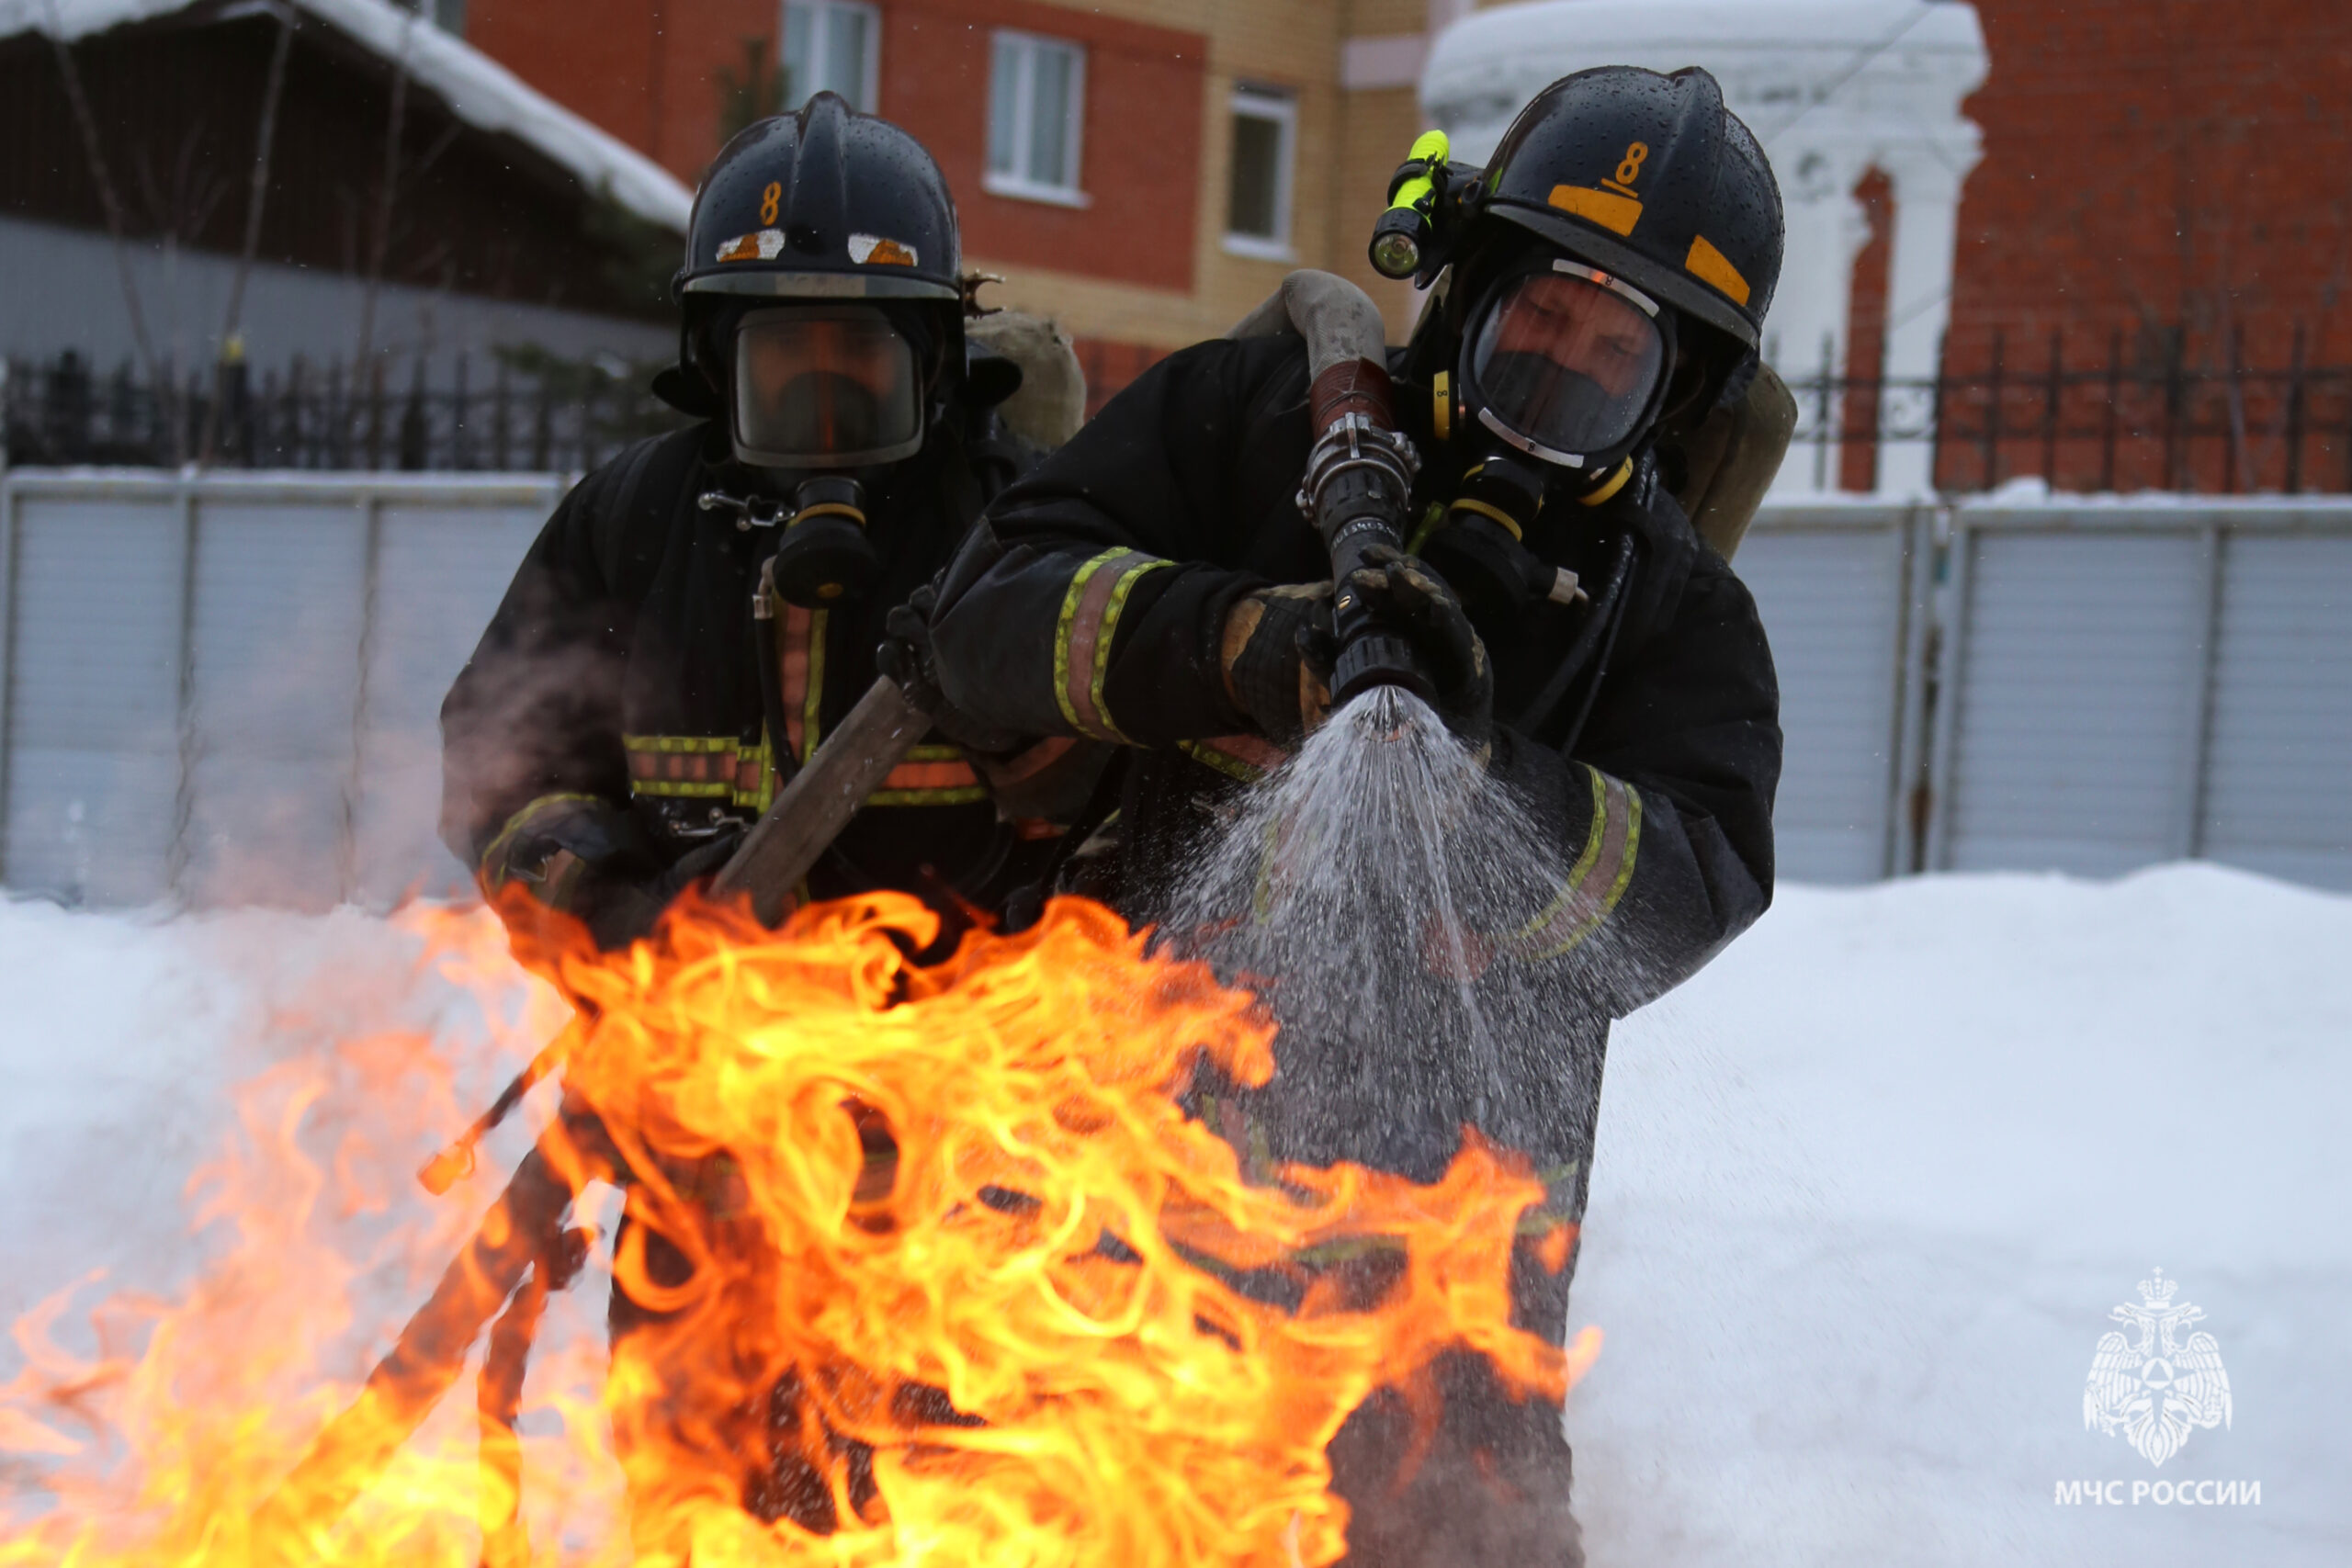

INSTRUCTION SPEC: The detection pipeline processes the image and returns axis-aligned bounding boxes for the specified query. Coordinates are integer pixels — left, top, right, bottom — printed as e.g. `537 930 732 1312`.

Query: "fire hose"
1227 270 1432 707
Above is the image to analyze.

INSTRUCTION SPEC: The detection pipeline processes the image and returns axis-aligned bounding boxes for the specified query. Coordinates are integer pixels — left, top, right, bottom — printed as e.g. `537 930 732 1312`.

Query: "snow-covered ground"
1577 864 2352 1565
1 864 2345 1564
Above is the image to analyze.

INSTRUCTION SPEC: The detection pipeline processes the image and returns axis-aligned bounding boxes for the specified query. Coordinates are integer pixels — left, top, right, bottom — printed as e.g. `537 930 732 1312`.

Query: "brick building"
451 0 2349 487
1939 0 2352 491
460 0 1441 409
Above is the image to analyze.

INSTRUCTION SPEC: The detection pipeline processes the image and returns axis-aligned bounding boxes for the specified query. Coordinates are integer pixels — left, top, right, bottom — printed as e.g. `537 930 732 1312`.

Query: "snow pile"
3 0 694 231
1577 864 2351 1564
1 864 2346 1563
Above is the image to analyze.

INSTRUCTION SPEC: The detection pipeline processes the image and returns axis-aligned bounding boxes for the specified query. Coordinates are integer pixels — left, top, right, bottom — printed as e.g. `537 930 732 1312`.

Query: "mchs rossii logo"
2056 1268 2258 1508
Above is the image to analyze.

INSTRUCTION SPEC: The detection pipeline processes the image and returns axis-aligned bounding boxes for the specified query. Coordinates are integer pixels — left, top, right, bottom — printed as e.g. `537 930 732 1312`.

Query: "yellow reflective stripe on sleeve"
1054 547 1169 743
864 745 986 807
1178 734 1293 783
1052 550 1120 735
1507 766 1643 961
1090 556 1166 739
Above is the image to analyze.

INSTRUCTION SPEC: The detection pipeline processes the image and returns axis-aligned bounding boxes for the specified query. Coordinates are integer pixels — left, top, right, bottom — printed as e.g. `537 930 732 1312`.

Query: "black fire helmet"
655 92 965 423
1476 65 1782 352
1396 64 1785 482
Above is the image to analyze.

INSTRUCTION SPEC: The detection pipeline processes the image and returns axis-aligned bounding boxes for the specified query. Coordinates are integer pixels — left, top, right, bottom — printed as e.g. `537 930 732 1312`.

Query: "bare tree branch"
354 0 422 383
201 2 298 467
43 0 178 461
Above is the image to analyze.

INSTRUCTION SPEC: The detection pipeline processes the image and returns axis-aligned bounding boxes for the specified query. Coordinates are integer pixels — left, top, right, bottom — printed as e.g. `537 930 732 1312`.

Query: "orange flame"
0 892 1600 1566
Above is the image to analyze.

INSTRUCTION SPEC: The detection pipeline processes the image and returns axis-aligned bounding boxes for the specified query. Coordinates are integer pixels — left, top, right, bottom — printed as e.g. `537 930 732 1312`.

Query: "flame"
0 892 1600 1566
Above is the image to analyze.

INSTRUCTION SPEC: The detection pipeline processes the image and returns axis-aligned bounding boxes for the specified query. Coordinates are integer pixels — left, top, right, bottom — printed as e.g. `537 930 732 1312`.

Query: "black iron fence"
3 350 684 472
1792 331 2352 495
9 342 2352 494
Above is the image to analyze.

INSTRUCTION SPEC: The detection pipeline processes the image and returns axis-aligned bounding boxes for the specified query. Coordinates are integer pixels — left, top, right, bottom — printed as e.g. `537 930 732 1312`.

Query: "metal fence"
17 343 2352 497
1781 335 2352 496
2 351 681 472
0 468 2346 908
1925 498 2352 889
0 469 562 909
1733 502 1932 883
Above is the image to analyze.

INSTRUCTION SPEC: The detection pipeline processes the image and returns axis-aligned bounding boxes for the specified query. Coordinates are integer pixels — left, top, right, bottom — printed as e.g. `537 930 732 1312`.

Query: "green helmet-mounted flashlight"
1368 129 1459 284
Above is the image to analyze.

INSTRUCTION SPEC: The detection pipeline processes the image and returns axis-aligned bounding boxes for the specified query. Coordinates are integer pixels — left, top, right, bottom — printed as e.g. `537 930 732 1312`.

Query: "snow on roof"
2 0 694 231
1423 0 1987 161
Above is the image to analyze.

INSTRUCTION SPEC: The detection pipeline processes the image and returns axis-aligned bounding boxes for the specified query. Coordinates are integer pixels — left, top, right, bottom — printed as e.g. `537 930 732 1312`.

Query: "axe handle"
708 675 928 926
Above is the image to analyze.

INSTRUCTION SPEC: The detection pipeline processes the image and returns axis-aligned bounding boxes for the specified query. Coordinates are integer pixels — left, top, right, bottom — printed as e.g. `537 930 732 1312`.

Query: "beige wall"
972 0 1445 352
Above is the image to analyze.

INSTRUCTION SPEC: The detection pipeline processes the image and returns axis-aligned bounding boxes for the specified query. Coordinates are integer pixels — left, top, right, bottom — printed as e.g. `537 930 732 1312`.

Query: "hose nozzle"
1296 358 1430 705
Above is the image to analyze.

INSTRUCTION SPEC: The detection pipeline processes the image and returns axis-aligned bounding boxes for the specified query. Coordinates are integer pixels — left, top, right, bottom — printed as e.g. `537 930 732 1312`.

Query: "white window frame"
782 0 881 114
985 29 1090 208
1222 84 1297 260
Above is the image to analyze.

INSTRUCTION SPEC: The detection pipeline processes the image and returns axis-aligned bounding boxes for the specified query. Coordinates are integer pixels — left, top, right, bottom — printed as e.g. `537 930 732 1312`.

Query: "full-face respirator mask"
695 302 941 607
1459 258 1673 476
1411 258 1681 638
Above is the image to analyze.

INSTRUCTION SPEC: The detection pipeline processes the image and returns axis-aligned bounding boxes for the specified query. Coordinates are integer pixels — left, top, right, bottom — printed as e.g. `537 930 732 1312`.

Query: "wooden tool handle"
708 675 928 926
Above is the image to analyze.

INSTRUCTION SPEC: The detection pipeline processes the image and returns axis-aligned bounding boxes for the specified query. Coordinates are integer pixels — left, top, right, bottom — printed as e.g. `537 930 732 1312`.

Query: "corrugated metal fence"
1927 499 2352 888
1 470 2346 908
0 471 560 909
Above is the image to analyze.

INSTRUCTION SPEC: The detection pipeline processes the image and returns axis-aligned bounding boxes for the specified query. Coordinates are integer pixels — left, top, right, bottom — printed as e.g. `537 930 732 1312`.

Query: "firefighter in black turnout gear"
921 67 1787 1566
438 95 1091 1540
441 93 1086 955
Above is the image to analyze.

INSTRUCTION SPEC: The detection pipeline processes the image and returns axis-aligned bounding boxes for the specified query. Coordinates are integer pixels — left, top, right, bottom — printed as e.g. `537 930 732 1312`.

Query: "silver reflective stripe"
1476 403 1590 469
1551 256 1661 318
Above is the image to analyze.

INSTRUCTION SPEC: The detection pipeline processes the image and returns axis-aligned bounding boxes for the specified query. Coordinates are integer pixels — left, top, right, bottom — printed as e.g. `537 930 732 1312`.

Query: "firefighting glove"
1220 581 1336 745
486 797 662 951
488 798 745 951
1344 544 1494 748
879 583 1025 753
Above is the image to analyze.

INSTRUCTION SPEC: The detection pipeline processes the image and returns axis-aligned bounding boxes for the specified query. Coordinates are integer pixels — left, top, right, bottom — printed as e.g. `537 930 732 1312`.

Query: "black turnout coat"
439 418 1065 925
925 332 1781 1565
927 328 1782 1224
933 332 1781 1018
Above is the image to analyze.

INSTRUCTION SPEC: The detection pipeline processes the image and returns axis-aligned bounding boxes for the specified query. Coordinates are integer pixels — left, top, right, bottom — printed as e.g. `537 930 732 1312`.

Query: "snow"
2 863 2346 1562
1962 477 2352 513
1576 864 2352 1563
1421 0 1989 161
2 0 693 232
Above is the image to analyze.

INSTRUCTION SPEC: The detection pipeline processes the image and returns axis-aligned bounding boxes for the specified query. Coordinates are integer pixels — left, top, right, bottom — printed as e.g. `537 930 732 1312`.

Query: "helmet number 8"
1614 142 1648 187
760 181 782 225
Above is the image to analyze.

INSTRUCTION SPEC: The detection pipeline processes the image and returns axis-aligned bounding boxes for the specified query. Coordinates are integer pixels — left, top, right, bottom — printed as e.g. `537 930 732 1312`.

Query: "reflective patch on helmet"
1685 234 1752 306
716 228 787 264
1547 184 1641 237
849 233 919 266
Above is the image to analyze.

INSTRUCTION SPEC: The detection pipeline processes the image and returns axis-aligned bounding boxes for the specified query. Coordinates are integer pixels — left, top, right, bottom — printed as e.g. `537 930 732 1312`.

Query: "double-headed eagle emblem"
2083 1267 2233 1467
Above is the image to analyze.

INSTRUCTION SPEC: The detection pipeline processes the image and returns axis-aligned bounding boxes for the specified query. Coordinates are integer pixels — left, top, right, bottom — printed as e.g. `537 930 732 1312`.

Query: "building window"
987 31 1087 206
783 1 880 113
1224 85 1296 258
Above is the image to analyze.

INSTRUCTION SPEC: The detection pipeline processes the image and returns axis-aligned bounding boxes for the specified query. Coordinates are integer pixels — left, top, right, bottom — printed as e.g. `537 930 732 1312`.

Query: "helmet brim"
1485 199 1760 350
683 271 962 302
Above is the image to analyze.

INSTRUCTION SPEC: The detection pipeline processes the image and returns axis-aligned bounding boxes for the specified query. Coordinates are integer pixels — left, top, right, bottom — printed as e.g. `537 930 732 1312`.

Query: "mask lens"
1469 271 1665 460
732 307 921 465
